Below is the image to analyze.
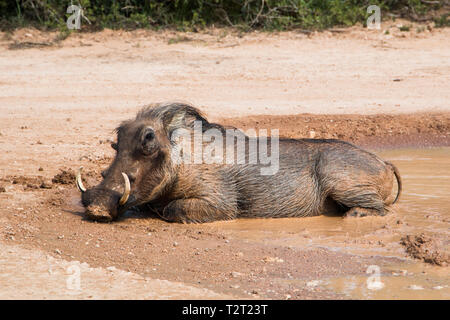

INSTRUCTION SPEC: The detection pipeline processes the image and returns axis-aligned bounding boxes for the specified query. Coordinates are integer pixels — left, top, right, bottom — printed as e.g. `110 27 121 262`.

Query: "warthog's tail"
385 161 402 204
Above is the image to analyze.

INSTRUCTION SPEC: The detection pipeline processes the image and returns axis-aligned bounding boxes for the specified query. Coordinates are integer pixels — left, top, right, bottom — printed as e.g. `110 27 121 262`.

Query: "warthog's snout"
76 167 131 222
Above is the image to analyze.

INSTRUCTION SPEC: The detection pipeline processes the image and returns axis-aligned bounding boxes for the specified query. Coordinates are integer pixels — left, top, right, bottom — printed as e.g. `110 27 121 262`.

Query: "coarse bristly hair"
116 102 230 137
81 102 402 224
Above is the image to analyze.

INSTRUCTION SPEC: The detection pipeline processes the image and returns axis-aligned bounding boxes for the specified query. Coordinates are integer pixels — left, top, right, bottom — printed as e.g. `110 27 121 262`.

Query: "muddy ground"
0 22 449 299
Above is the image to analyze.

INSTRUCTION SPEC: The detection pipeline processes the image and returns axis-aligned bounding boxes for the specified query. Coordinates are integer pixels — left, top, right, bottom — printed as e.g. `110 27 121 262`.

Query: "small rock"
231 271 243 278
40 181 52 189
309 130 316 138
262 256 284 263
173 241 178 247
306 280 321 288
38 167 44 171
408 285 424 290
55 249 62 255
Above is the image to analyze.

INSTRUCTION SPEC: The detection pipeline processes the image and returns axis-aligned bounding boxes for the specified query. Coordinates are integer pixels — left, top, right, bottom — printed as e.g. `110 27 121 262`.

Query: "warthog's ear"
166 111 205 133
163 104 210 139
166 111 186 134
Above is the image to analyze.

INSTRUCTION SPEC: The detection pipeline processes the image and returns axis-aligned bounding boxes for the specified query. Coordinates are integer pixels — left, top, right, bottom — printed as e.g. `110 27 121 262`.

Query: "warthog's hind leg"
329 186 386 218
162 198 237 223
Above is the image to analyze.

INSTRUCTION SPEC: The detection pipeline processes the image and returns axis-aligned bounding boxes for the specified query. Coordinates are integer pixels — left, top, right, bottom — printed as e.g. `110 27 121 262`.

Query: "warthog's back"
232 138 394 218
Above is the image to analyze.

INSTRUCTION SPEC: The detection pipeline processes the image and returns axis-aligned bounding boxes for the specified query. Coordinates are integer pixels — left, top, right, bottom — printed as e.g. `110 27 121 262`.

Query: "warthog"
76 102 401 223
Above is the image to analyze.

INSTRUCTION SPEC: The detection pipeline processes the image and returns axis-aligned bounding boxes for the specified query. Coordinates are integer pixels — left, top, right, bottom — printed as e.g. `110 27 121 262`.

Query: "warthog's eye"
144 131 155 141
141 127 157 155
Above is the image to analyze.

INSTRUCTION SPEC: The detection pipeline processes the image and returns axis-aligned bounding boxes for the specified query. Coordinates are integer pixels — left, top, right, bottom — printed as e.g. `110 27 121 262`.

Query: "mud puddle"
205 148 450 299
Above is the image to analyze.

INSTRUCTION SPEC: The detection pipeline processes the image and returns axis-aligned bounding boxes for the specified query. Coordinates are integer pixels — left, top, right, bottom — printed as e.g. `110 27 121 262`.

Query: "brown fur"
80 102 401 223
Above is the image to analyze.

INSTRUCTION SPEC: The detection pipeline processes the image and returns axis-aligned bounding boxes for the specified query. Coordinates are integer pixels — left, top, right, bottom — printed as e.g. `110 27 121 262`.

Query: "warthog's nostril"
86 205 113 222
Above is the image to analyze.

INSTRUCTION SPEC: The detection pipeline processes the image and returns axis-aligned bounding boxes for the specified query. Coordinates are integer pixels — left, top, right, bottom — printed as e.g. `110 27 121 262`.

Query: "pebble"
306 280 321 288
408 285 424 290
55 249 62 255
262 256 284 263
40 181 52 189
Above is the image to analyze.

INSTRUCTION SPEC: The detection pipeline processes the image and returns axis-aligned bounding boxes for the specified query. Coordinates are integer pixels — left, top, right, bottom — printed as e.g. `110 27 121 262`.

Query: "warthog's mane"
115 102 237 136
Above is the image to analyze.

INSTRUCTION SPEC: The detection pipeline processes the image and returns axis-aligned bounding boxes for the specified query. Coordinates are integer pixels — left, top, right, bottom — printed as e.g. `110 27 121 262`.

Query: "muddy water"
208 148 450 299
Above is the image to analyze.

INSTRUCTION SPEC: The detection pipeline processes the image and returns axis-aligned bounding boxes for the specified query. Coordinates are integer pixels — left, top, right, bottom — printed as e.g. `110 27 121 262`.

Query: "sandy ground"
0 242 233 299
1 21 449 117
0 22 449 299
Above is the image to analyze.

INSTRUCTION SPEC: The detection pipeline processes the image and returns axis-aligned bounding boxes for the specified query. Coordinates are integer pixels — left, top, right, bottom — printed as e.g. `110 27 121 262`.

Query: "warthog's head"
76 103 208 222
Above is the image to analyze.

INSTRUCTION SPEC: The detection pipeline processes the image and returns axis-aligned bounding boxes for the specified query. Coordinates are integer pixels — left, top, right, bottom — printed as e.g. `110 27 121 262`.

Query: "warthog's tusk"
76 167 86 193
119 172 130 206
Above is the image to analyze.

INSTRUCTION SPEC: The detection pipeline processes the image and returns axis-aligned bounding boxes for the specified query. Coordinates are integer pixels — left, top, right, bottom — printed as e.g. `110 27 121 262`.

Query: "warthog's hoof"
345 207 384 218
85 205 113 222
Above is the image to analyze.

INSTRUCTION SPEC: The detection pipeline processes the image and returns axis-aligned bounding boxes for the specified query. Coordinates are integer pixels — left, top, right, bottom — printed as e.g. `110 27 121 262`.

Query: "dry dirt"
0 22 449 299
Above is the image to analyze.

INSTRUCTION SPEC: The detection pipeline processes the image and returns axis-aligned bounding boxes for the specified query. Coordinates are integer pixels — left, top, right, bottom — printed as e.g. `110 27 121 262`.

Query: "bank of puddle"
205 148 450 299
